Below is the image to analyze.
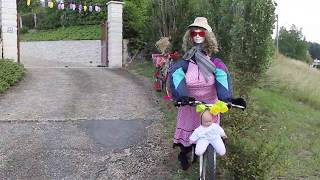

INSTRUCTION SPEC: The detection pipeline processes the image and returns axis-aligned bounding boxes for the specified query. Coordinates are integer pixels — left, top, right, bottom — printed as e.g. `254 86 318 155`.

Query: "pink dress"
174 62 219 147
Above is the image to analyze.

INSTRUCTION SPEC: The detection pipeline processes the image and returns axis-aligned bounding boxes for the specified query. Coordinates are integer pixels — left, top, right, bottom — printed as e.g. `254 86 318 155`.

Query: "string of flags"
27 0 103 13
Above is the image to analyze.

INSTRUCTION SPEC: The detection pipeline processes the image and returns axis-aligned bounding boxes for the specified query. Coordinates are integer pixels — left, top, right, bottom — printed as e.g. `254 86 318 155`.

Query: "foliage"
20 26 30 34
278 25 310 62
21 25 100 41
0 60 25 93
17 0 41 15
308 42 320 60
223 131 284 179
123 0 149 54
21 13 35 29
227 0 276 94
146 0 197 52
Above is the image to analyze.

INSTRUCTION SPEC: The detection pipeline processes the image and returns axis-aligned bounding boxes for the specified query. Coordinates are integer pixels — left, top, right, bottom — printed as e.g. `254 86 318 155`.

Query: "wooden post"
100 21 108 67
17 13 20 64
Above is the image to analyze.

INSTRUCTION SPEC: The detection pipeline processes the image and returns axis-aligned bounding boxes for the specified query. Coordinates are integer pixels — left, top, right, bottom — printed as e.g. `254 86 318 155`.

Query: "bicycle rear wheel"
200 144 216 180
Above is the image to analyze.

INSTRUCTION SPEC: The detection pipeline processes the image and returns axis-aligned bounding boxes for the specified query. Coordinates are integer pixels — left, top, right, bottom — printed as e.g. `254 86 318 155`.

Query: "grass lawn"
20 25 101 41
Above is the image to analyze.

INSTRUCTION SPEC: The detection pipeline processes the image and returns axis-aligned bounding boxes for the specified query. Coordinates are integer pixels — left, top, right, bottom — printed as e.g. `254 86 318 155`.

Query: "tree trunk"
19 15 23 29
33 13 37 28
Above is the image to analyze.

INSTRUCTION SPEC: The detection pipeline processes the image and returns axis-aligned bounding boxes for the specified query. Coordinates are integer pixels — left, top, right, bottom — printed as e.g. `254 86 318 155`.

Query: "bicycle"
174 99 245 180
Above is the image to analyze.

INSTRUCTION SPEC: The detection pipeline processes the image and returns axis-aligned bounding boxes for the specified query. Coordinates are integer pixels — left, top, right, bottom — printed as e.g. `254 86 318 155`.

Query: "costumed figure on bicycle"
152 37 180 92
169 17 246 170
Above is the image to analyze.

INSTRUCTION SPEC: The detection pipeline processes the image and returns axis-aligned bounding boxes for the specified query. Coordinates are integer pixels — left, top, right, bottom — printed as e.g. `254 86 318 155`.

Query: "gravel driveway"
0 41 171 179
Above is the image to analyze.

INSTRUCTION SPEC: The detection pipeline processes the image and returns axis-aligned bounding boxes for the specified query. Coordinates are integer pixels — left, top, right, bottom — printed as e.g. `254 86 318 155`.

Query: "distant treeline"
278 25 320 62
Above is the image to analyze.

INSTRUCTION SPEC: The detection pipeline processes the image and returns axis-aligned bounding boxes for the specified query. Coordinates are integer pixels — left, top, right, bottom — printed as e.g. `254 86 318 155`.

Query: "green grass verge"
20 25 101 41
0 59 25 93
252 87 320 179
247 54 320 178
266 54 320 109
128 61 154 81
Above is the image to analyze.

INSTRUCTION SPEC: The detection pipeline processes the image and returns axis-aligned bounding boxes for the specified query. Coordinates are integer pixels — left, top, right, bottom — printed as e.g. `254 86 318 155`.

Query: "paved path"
0 41 170 179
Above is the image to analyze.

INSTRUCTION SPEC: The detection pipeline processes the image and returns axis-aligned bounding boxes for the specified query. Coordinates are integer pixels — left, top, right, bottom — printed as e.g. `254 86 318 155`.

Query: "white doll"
189 109 227 156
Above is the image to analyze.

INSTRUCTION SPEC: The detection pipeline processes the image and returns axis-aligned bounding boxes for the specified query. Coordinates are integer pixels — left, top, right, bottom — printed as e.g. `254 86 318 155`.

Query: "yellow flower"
196 100 229 116
209 101 228 115
196 104 206 113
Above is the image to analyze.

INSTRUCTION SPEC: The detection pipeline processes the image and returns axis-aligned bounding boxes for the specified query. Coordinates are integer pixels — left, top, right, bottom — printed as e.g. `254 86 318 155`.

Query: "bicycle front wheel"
200 144 216 180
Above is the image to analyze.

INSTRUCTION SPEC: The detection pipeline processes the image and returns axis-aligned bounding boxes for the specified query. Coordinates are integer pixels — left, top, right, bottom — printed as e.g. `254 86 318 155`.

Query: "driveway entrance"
0 41 169 179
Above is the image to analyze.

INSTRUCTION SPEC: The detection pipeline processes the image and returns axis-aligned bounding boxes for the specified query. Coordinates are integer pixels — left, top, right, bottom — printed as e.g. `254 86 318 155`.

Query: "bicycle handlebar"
174 100 246 110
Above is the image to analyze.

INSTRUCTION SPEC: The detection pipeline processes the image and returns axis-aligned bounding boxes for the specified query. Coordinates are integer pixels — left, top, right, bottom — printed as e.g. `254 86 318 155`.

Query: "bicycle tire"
201 144 216 180
161 79 166 92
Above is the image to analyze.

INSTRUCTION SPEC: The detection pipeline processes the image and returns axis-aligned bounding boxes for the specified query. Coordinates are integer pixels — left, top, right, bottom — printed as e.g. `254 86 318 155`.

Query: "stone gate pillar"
0 0 18 61
107 1 124 68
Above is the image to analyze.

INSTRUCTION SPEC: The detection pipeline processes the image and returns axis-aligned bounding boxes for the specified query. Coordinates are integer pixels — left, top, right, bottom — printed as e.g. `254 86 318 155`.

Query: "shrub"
0 60 25 93
21 13 35 29
20 26 29 34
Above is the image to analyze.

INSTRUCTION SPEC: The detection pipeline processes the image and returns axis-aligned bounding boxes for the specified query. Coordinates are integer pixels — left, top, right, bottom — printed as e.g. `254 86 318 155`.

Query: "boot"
178 152 190 170
178 146 192 170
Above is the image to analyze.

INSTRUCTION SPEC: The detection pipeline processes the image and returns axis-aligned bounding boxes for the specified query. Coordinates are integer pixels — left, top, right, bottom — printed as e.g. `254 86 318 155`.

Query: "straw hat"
188 17 212 32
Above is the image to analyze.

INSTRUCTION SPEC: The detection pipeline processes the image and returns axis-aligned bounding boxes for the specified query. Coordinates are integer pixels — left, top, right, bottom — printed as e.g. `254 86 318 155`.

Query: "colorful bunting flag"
40 0 45 7
95 5 101 12
48 1 54 8
26 1 104 14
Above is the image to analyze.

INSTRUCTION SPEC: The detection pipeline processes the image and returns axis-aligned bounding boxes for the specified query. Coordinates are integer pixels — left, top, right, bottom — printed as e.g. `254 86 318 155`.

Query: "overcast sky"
274 0 320 43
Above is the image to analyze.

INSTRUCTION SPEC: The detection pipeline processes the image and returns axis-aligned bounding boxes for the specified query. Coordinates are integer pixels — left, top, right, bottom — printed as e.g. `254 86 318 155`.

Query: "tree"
146 0 195 51
278 25 310 62
17 0 41 28
308 42 320 60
